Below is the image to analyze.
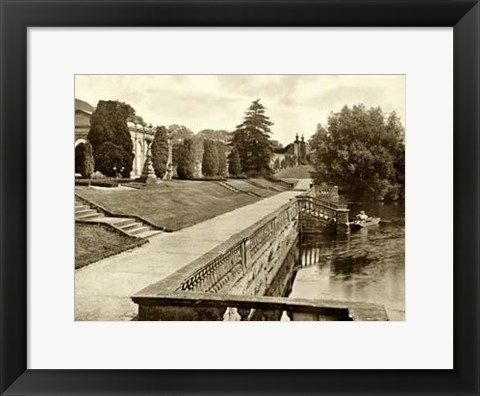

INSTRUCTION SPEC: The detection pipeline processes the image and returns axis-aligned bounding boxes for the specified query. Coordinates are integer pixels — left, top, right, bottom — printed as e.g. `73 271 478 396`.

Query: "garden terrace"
223 179 278 198
75 180 265 231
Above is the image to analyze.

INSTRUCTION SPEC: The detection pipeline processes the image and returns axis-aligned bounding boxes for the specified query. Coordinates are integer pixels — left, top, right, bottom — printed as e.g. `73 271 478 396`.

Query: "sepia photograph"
74 75 405 321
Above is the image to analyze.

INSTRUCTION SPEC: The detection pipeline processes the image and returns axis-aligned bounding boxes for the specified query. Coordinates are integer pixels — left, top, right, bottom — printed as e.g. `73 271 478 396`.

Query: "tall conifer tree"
202 139 219 177
151 126 169 178
231 99 274 175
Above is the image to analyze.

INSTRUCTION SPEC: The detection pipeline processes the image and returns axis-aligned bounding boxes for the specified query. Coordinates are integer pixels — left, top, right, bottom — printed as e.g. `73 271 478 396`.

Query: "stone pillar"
336 209 350 235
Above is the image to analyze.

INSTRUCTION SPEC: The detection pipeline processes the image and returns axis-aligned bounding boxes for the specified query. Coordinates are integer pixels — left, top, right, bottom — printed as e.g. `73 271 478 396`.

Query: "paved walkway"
75 190 302 321
293 178 312 191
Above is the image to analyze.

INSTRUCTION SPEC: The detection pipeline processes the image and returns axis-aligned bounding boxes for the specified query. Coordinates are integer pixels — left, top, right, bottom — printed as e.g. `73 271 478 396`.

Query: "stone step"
75 208 95 215
120 222 144 231
75 204 90 211
128 226 151 236
76 212 103 220
113 218 136 227
135 229 162 239
75 208 97 216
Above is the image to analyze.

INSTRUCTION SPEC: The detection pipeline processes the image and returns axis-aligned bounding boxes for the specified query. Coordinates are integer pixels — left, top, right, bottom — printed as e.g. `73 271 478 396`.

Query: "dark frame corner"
1 1 479 395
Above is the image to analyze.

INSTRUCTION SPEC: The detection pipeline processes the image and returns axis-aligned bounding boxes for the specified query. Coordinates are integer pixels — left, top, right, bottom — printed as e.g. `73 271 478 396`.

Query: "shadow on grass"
75 223 148 270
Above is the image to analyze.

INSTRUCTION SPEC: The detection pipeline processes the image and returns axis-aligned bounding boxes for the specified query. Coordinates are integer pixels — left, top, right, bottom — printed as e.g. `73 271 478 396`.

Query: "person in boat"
356 210 368 221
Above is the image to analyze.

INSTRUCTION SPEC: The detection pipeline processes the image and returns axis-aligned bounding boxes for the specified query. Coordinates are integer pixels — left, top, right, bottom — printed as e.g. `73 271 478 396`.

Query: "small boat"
350 217 381 230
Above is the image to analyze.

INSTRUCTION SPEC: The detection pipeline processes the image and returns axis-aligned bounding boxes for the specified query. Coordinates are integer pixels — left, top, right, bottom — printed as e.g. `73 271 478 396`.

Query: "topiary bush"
75 142 95 178
228 147 242 176
94 141 131 178
202 139 219 177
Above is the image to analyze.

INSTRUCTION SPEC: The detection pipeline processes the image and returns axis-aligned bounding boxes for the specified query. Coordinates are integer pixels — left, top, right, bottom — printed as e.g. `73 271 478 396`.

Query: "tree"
202 139 219 177
75 142 95 178
300 140 308 165
94 142 130 178
216 141 227 177
274 158 280 172
87 100 135 177
310 104 405 200
228 147 242 176
175 138 195 179
231 99 274 175
168 124 194 142
151 126 169 178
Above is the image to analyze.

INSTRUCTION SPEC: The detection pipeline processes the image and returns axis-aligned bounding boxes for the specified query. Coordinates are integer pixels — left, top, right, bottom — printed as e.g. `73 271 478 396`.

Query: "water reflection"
291 202 405 320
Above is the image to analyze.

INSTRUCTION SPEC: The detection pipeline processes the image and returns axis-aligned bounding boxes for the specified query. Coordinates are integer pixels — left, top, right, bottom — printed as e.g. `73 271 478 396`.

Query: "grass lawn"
275 165 314 179
75 180 261 231
75 223 147 269
225 179 278 197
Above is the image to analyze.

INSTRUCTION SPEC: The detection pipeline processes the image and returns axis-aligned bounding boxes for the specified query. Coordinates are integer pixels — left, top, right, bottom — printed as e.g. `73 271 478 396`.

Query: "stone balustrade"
131 195 364 321
133 201 299 299
132 291 389 321
297 196 350 234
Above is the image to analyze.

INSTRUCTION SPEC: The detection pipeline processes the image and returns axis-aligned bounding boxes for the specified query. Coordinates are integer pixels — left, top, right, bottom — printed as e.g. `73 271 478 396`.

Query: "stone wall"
133 201 300 320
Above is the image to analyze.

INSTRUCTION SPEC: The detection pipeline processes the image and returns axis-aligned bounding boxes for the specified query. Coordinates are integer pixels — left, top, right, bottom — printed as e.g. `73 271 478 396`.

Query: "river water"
289 201 405 320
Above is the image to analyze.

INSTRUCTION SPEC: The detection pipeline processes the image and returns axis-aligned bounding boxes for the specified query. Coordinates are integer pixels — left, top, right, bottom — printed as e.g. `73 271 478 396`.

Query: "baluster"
237 308 251 321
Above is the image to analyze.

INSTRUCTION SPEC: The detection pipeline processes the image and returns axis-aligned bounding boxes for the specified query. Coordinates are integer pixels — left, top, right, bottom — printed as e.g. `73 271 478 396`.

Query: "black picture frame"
1 1 479 395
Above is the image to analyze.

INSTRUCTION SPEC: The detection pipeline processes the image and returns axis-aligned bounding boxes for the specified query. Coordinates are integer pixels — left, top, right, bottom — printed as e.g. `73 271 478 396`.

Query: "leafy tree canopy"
310 104 405 200
169 124 194 143
94 142 131 178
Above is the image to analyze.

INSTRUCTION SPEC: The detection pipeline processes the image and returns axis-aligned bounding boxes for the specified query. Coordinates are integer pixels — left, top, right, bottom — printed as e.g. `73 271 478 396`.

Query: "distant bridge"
297 193 350 235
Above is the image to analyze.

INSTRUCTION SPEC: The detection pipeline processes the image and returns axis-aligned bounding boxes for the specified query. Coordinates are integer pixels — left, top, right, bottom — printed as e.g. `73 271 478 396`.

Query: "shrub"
175 138 195 180
216 141 227 177
202 139 219 177
151 126 169 178
75 142 95 178
228 147 241 176
75 179 91 186
91 179 119 187
94 142 131 178
87 100 135 176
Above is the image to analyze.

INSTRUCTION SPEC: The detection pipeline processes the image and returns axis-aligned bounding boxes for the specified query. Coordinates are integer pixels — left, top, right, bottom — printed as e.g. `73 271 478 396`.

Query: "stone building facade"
271 133 308 168
74 98 154 177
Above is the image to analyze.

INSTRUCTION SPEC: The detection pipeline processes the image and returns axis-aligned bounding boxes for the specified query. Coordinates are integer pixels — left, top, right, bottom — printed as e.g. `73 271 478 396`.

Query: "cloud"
75 75 405 145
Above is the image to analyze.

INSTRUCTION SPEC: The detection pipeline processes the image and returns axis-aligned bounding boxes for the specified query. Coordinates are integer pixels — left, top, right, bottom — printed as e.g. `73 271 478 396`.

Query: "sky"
75 75 405 146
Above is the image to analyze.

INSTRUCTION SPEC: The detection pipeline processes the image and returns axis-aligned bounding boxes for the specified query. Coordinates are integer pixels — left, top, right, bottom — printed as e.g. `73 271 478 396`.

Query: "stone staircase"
75 198 161 239
75 202 105 221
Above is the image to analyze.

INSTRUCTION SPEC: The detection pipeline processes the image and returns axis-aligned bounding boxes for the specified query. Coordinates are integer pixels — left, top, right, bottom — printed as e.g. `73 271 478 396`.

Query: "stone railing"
311 184 340 202
177 239 244 293
132 291 389 321
131 197 373 320
297 196 350 234
133 200 298 299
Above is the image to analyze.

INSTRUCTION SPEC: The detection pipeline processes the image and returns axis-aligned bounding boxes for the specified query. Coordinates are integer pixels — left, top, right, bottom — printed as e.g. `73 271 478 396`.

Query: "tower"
293 133 300 165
